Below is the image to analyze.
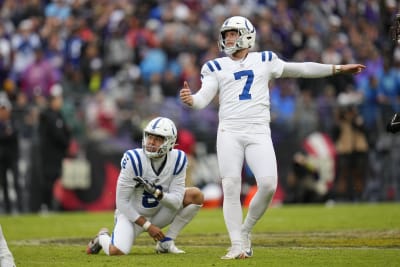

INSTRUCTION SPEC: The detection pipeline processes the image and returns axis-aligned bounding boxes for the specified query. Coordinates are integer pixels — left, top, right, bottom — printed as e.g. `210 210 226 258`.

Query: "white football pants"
107 203 201 254
217 124 278 250
111 206 178 254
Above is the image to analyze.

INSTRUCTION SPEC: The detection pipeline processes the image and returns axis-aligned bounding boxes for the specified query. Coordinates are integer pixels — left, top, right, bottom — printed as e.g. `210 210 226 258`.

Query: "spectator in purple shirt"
20 47 60 100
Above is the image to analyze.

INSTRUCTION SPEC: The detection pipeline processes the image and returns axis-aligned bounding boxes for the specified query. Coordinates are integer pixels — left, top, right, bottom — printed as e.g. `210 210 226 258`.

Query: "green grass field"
1 202 399 266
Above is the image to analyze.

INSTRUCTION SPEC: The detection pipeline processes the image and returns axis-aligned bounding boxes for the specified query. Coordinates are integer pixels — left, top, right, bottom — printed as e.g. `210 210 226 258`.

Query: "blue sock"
160 237 172 242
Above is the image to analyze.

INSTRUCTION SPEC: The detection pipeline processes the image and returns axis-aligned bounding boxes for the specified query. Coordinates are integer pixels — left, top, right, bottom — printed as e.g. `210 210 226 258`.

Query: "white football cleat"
220 248 246 260
86 228 109 255
241 232 253 257
155 238 185 254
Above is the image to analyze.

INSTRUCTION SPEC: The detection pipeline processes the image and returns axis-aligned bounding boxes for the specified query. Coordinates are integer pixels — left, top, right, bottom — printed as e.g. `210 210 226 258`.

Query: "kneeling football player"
87 117 204 255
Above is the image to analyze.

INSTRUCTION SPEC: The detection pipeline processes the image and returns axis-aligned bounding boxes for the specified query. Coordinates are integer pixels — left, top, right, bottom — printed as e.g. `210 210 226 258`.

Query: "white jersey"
115 148 187 223
195 51 284 128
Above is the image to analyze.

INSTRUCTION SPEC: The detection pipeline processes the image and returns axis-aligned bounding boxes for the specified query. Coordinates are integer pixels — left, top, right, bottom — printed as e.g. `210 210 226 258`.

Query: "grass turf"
1 202 399 266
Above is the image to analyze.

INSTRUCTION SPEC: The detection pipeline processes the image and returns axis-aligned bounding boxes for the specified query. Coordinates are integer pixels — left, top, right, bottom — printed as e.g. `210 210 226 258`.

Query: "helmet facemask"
143 133 174 158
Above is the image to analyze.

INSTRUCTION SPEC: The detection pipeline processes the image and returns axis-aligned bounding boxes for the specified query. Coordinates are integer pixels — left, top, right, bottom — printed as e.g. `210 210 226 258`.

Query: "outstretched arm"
281 62 365 78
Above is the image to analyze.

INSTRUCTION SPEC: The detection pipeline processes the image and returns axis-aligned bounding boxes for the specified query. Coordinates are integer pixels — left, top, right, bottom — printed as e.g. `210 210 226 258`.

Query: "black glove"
386 113 400 133
133 176 163 199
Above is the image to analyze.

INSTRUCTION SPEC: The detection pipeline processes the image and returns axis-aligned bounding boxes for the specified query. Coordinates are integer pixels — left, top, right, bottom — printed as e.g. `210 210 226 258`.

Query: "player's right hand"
134 176 163 199
147 224 165 241
180 81 193 106
134 176 157 194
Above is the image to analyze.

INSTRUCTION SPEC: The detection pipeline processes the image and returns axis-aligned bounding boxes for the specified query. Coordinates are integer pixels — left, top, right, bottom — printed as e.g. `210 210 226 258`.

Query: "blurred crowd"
1 0 400 214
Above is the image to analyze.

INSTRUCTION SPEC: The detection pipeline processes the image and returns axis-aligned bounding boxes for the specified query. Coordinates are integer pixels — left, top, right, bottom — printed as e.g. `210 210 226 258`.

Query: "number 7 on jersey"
234 70 254 100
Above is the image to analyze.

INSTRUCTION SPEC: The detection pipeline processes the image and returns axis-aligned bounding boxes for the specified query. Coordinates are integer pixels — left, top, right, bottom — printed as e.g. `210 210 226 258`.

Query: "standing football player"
86 117 204 256
180 16 365 259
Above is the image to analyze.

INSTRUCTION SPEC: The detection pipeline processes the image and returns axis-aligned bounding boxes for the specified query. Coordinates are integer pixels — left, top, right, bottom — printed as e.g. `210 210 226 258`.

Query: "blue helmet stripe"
261 51 266 62
223 18 230 26
268 51 272 61
245 19 251 31
152 117 163 130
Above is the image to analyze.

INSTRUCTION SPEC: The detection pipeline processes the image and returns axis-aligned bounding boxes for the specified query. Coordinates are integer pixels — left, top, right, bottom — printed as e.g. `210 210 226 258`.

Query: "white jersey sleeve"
192 61 220 109
115 149 144 223
158 149 187 210
281 62 333 78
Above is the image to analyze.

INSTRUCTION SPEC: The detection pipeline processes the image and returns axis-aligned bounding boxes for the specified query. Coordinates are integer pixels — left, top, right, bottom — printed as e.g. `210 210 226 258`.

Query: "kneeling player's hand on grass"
147 224 165 241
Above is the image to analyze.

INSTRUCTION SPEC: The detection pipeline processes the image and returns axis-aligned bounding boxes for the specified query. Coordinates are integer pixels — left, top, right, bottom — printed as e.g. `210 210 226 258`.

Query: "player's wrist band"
142 221 151 231
333 64 342 75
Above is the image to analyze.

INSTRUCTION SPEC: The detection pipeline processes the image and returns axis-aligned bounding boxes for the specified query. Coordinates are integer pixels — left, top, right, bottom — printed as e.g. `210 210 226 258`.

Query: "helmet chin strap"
224 44 239 55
